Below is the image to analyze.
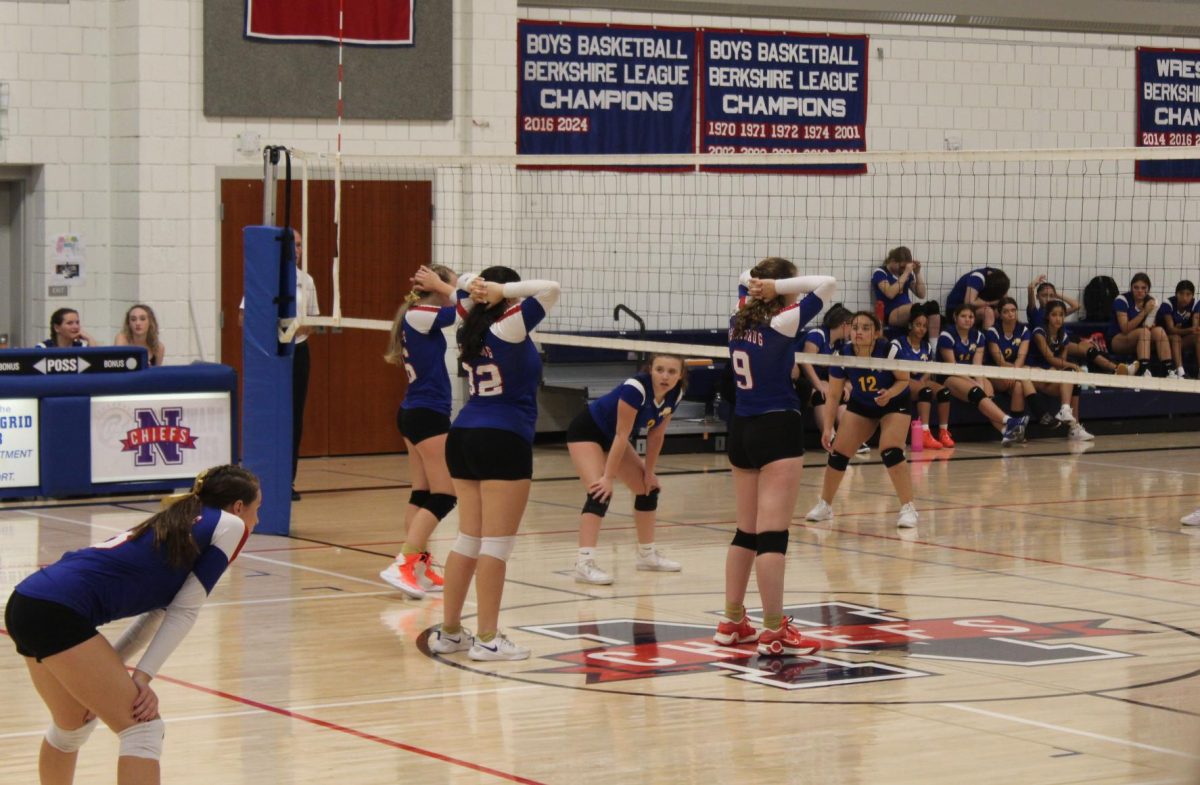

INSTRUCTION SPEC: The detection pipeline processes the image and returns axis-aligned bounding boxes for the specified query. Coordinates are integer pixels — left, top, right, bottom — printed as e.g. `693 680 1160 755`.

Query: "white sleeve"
501 280 560 311
739 269 753 287
455 273 479 316
112 609 166 662
404 307 442 334
131 574 207 678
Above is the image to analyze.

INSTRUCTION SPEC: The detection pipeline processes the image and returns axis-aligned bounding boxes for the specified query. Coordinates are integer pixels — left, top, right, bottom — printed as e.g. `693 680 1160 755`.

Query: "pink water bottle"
910 418 923 452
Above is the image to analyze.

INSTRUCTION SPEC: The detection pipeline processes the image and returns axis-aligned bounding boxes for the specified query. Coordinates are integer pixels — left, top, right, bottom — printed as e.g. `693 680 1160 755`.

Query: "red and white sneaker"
757 619 819 657
418 552 444 592
713 616 760 645
380 553 425 599
938 429 956 448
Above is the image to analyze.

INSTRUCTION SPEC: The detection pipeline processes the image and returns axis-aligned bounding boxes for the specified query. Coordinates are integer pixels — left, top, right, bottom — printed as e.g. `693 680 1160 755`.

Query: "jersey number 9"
731 350 753 390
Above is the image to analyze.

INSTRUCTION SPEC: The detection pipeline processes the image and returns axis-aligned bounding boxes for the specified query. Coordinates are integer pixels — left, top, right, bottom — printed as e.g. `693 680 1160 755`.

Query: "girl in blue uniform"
1158 280 1198 378
871 246 941 338
380 265 459 599
892 310 950 449
945 266 1010 331
937 304 1028 446
716 257 835 657
1027 275 1134 376
1030 300 1093 441
567 354 687 584
985 296 1037 433
1110 273 1172 377
799 304 858 447
805 312 918 528
5 465 260 785
431 267 560 662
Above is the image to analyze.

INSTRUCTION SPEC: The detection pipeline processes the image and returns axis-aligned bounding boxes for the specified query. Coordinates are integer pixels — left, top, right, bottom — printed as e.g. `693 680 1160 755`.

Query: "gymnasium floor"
2 431 1199 784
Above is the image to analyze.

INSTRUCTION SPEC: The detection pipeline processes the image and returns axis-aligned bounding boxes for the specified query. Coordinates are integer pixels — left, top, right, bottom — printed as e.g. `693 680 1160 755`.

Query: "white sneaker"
1068 423 1094 441
379 561 426 600
1142 367 1154 378
896 502 918 528
636 548 681 572
1055 404 1076 424
468 632 530 661
805 499 833 522
1173 366 1187 379
429 626 474 654
1181 509 1200 526
856 443 871 455
574 559 614 585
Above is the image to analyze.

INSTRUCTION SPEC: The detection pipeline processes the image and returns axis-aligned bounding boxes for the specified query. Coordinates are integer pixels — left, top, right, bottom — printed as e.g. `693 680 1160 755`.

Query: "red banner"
245 0 414 46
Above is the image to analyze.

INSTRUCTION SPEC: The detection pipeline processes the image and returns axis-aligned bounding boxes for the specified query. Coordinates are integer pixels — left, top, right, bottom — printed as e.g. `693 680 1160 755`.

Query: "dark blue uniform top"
937 327 985 364
871 268 913 319
1157 295 1197 329
946 268 991 311
1029 325 1070 368
829 339 901 407
400 304 457 416
588 372 684 438
889 336 933 381
985 324 1030 365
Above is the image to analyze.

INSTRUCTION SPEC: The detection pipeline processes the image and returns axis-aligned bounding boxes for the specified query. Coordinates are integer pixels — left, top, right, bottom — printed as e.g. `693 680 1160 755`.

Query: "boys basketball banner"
1136 47 1200 181
245 0 414 45
518 21 697 155
700 30 867 173
90 393 232 483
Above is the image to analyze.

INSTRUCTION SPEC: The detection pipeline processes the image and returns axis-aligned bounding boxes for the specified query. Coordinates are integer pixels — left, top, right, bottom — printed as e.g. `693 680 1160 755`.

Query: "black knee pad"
881 447 906 468
633 489 659 511
409 489 431 508
731 528 757 551
582 493 610 518
827 451 851 471
967 386 987 406
810 389 827 407
756 529 789 555
916 387 934 403
421 492 457 521
1086 346 1100 362
936 387 951 403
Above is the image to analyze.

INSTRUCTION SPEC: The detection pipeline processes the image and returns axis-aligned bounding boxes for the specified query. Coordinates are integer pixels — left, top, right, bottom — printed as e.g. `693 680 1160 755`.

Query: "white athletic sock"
637 543 655 556
577 547 595 561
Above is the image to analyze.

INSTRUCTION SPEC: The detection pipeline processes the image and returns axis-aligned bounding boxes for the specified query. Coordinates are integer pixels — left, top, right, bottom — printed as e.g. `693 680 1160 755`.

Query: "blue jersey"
871 268 912 318
946 268 991 310
830 339 900 407
15 507 246 627
890 335 933 381
1109 291 1148 340
1026 304 1045 329
452 277 559 443
937 328 984 364
1029 325 1069 368
730 297 826 417
588 372 684 439
801 326 842 380
985 324 1030 365
1158 296 1196 329
400 304 456 416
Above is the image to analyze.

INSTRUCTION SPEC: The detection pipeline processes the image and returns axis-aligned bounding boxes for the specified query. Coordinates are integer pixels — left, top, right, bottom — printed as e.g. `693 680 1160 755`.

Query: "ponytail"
458 265 521 363
384 265 456 366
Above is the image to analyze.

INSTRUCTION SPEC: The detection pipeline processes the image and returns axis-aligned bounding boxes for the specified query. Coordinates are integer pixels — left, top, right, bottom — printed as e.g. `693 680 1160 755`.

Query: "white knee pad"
118 718 165 760
479 536 516 562
451 532 481 559
45 718 98 753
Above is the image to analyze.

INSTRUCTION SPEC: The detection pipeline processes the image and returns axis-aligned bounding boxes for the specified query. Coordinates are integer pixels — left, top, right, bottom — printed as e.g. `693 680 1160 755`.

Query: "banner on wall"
1136 47 1200 181
700 30 867 173
518 20 697 156
0 399 39 489
245 0 414 45
90 393 232 483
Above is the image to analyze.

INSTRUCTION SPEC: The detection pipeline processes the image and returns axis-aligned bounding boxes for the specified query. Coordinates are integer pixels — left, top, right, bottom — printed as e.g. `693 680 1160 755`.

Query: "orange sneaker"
713 616 760 645
938 428 956 448
380 553 425 599
920 430 943 450
757 618 819 656
418 552 444 592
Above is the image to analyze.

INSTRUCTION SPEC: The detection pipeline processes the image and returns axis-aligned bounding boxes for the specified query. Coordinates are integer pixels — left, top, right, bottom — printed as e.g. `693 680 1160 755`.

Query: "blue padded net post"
241 225 295 536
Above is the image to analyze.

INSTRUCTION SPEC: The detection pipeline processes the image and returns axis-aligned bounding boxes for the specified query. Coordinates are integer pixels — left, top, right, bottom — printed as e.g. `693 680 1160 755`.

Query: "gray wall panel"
204 0 452 120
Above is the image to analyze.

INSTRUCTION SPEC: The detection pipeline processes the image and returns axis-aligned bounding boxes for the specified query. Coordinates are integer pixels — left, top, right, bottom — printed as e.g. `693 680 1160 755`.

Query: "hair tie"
404 290 422 306
160 491 190 510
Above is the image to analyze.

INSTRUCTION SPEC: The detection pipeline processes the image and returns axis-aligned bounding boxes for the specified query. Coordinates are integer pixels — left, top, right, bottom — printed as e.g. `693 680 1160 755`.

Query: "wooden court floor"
2 432 1199 784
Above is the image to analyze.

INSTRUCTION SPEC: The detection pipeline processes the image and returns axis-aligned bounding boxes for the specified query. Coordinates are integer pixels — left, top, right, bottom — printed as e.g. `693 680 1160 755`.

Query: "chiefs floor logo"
517 601 1141 692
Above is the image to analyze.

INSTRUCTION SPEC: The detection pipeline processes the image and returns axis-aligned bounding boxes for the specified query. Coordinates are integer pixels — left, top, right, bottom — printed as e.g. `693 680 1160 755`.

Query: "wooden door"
219 178 431 456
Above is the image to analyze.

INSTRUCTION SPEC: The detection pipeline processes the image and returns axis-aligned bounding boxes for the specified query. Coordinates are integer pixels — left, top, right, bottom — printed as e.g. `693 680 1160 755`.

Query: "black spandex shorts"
446 427 533 481
397 406 451 445
565 409 615 451
846 395 911 420
4 591 98 661
727 410 804 470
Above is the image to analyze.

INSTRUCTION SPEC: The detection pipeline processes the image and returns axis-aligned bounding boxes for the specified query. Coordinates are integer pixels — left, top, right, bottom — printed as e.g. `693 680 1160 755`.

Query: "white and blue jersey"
890 336 933 381
986 324 1029 365
400 304 457 416
589 372 683 439
937 327 984 364
802 326 842 380
830 340 900 407
1157 296 1196 329
1029 326 1070 368
871 268 913 319
452 275 560 443
1109 291 1148 340
946 268 991 311
729 272 836 417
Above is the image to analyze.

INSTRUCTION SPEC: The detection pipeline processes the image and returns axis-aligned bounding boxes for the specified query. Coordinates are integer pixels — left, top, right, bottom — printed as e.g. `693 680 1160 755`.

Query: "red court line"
152 674 549 785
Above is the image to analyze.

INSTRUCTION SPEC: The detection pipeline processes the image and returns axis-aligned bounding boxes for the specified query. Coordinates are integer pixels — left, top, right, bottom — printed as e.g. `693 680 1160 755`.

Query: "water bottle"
910 418 924 452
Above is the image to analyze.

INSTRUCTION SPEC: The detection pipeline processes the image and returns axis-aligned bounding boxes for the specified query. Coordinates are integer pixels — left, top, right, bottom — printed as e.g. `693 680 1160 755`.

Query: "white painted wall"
0 0 1197 353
